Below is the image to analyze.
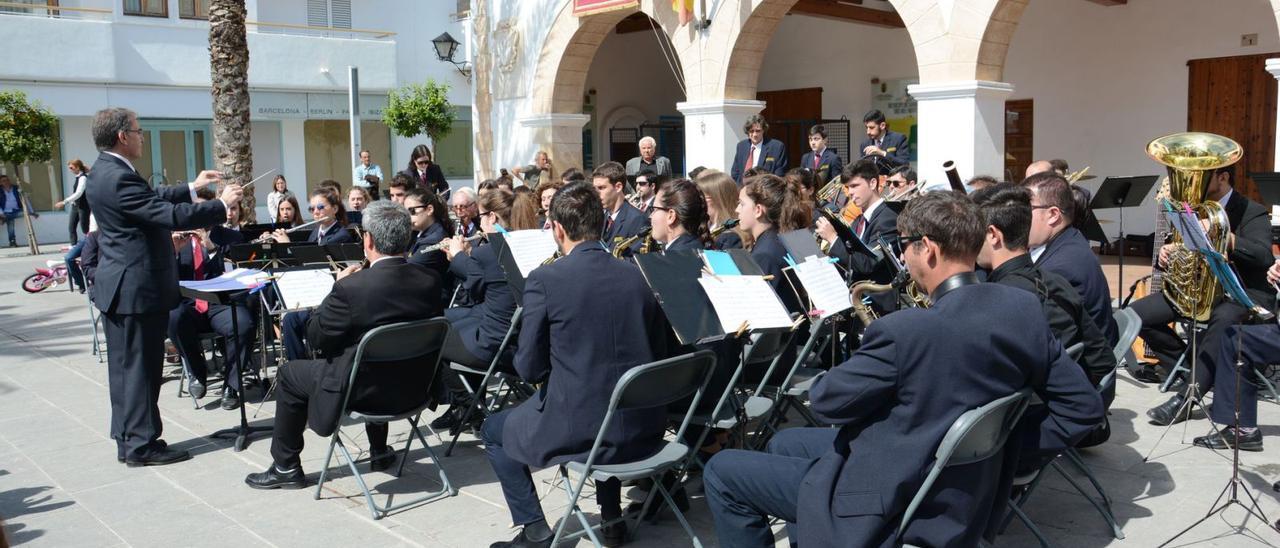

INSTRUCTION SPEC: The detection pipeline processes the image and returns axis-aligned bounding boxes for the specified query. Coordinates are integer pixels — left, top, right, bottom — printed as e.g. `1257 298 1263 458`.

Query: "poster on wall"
870 78 918 166
573 0 638 16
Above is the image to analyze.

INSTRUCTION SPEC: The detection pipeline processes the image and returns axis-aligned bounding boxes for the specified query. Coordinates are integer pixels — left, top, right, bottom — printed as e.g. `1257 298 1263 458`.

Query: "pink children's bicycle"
21 259 69 293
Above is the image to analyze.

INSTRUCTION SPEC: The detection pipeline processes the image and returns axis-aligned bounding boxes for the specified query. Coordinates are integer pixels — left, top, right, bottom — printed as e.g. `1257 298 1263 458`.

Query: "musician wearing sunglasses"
268 190 354 245
703 192 1103 548
405 188 455 283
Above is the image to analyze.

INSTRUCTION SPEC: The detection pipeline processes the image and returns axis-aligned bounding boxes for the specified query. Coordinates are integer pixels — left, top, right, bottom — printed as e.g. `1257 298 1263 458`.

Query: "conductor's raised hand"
219 183 243 211
191 170 225 189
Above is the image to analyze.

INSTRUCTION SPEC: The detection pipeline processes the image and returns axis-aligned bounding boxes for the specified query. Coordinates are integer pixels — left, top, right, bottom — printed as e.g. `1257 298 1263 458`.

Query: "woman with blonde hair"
696 170 752 249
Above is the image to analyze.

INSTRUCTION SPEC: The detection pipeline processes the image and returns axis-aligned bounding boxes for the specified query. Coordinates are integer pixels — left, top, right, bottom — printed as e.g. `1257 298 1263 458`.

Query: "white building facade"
0 0 475 244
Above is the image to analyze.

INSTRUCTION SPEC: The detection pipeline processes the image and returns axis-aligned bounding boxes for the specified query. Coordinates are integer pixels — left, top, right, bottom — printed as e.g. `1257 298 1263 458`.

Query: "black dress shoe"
369 446 397 472
221 389 240 411
430 405 461 430
625 484 689 521
1194 428 1263 452
602 521 628 547
1147 394 1191 426
489 527 552 548
125 447 192 467
188 377 207 399
244 465 307 489
1132 364 1163 384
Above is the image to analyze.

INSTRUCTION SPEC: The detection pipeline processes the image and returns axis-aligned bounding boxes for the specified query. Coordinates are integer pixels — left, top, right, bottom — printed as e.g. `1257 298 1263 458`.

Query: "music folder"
636 251 792 345
818 208 874 258
271 266 336 312
489 230 559 304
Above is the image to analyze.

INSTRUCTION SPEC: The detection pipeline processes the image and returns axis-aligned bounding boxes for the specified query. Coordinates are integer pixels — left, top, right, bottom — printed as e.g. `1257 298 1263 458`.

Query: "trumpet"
416 233 484 255
883 183 919 202
541 250 563 266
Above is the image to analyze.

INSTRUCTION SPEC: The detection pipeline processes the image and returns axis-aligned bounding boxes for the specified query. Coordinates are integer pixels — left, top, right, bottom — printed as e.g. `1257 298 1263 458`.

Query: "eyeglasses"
898 234 929 248
649 206 672 213
479 210 495 218
452 203 474 210
123 128 144 135
308 204 328 211
1030 205 1054 211
406 205 428 215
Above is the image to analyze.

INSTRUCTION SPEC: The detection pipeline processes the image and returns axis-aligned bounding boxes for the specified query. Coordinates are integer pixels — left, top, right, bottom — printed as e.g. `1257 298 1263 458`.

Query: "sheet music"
791 258 853 319
504 229 559 278
275 268 336 310
697 275 793 332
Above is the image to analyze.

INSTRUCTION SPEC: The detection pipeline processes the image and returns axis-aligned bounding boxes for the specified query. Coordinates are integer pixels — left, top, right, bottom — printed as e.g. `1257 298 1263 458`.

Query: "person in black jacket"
594 161 649 254
858 109 911 166
738 174 808 314
817 159 899 314
86 107 242 466
399 144 449 198
246 201 445 489
405 188 454 294
800 124 844 186
730 115 789 185
1141 165 1277 423
483 181 669 548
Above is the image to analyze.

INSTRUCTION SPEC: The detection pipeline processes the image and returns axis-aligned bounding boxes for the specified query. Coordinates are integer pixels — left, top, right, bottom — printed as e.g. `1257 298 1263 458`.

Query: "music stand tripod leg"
209 292 272 451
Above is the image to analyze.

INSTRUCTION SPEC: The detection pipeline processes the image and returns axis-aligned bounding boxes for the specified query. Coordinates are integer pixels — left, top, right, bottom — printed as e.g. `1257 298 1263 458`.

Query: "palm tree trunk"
209 0 255 222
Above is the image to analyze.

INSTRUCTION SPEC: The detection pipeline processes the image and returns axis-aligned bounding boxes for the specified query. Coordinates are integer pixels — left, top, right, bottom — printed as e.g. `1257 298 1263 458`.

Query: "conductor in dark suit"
86 107 242 466
816 160 898 313
482 181 669 548
730 114 788 185
593 161 649 252
703 192 1103 548
859 109 911 166
799 124 844 185
1021 172 1119 347
246 201 445 488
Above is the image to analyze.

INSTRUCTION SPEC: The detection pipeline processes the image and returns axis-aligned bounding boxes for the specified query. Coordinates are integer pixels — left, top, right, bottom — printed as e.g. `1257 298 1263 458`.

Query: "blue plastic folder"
703 250 742 276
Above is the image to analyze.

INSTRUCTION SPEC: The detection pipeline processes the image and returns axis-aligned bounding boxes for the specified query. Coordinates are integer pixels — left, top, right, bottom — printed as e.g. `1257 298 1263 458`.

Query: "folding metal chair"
754 319 831 438
313 318 457 520
444 306 534 456
86 292 106 363
897 389 1032 548
551 350 717 547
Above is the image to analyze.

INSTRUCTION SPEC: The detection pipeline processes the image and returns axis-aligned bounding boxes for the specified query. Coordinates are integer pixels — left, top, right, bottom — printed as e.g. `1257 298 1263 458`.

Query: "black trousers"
167 301 256 391
439 326 491 404
103 311 168 460
1129 293 1248 386
269 358 391 469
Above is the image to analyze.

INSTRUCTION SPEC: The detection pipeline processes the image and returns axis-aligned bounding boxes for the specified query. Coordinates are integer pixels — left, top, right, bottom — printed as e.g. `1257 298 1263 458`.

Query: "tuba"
1145 132 1242 322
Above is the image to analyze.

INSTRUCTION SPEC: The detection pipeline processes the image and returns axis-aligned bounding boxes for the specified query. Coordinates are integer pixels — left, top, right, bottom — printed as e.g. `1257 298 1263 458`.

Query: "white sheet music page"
791 258 853 319
505 229 559 278
275 269 335 310
697 274 794 332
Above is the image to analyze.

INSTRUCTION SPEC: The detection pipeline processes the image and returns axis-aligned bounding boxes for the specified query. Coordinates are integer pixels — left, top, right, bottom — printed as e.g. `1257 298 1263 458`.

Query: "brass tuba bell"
1145 132 1242 322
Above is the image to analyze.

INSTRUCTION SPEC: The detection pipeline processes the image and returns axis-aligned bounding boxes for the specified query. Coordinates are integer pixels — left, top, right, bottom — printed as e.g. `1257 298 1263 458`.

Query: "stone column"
517 113 592 175
676 99 766 175
1267 58 1280 170
907 80 1014 191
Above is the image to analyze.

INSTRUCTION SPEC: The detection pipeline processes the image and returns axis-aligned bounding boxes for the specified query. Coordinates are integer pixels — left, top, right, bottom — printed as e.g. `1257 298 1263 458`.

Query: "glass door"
138 120 214 186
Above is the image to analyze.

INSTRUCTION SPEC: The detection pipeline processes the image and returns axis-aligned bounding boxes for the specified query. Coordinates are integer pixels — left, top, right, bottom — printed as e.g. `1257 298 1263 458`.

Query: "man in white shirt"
354 150 383 189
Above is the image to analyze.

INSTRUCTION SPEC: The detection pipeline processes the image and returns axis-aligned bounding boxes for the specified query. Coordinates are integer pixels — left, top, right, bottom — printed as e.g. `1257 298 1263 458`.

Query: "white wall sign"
251 92 388 120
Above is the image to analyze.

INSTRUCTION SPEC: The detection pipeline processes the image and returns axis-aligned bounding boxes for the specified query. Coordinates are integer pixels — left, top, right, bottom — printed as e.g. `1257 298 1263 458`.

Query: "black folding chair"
444 306 535 456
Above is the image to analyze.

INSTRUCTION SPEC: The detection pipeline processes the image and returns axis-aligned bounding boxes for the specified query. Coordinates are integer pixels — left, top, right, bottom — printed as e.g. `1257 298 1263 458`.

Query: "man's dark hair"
648 173 672 193
549 180 605 242
92 108 136 151
194 186 217 201
889 165 916 183
1019 172 1074 222
1049 158 1069 175
388 175 411 191
1071 185 1093 232
591 161 626 187
897 191 985 262
863 109 887 125
808 124 827 139
1214 164 1236 187
561 167 585 183
687 166 708 180
841 158 881 185
743 114 768 134
967 175 999 188
970 183 1033 251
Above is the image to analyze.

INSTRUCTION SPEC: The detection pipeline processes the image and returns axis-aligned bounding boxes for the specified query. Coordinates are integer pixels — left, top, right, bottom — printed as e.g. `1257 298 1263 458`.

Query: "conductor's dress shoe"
244 465 307 490
119 439 168 463
489 527 552 548
1146 393 1192 426
1193 428 1263 452
125 447 191 467
221 388 240 411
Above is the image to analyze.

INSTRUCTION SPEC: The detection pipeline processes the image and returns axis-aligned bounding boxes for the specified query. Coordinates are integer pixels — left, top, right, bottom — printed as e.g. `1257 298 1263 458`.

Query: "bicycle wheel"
22 273 51 293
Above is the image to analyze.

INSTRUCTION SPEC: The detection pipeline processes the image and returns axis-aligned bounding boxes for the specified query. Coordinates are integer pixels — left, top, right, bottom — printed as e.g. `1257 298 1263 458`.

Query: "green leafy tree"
0 90 58 253
383 80 455 142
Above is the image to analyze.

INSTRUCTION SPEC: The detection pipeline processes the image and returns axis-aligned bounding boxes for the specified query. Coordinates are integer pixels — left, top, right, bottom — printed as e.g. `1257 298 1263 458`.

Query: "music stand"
1089 175 1159 293
178 283 270 451
1247 172 1280 207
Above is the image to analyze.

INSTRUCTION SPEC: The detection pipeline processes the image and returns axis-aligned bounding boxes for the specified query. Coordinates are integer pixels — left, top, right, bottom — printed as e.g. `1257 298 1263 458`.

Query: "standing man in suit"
483 181 669 548
859 109 911 167
246 201 445 488
816 160 898 313
593 161 649 252
702 191 1103 548
730 114 788 185
800 124 844 185
86 107 242 466
625 136 673 179
1021 172 1119 347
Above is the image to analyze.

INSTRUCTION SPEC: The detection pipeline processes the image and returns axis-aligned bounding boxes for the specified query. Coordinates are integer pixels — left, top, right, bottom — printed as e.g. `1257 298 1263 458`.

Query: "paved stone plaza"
0 246 1278 547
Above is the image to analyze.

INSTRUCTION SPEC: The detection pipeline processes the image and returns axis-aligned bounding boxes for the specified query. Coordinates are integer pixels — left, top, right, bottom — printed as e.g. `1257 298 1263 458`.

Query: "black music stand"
178 284 271 451
1247 172 1280 207
1089 175 1159 294
226 241 300 270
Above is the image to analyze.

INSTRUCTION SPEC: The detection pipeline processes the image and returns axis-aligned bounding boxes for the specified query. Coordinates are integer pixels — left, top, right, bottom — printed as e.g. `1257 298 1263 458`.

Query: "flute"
417 233 484 254
286 219 322 233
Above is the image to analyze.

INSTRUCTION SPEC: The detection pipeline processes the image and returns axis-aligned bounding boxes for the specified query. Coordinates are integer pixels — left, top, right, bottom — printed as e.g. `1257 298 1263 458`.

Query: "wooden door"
1187 53 1279 205
1004 99 1033 183
757 87 823 169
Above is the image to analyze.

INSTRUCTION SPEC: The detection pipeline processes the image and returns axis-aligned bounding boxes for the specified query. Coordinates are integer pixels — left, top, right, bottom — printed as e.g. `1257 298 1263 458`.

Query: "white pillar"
677 99 766 174
1267 59 1280 170
907 80 1014 191
517 113 592 178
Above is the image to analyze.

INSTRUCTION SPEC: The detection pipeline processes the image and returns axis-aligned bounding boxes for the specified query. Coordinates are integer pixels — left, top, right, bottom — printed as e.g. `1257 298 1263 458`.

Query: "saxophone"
1145 132 1241 322
612 227 653 258
848 270 929 325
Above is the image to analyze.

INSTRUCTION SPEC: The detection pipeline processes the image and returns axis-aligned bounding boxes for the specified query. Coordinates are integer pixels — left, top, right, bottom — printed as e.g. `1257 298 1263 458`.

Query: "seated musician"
784 167 820 224
702 191 1104 548
245 201 445 489
1182 258 1280 452
387 175 412 205
405 188 455 282
534 179 563 229
451 187 482 237
1141 164 1276 422
168 190 256 409
696 170 750 250
1021 172 1119 347
269 188 355 245
737 174 809 313
593 161 649 252
482 181 669 548
430 187 538 431
276 195 303 228
649 178 707 253
816 159 899 313
884 165 918 201
973 184 1118 449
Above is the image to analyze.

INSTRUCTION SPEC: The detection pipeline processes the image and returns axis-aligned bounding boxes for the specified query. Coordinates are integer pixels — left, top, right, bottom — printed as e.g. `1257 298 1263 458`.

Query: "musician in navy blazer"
404 188 455 302
1022 172 1119 346
859 109 911 166
703 192 1103 548
593 161 650 253
730 115 789 185
482 181 669 548
800 124 845 184
86 108 241 465
819 160 899 314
